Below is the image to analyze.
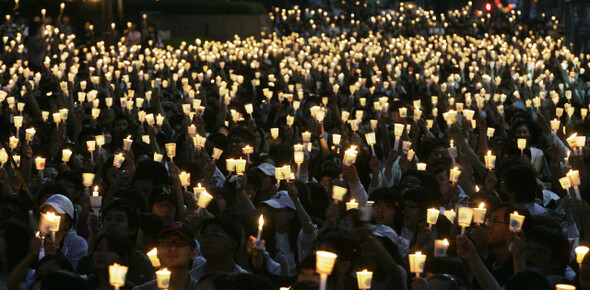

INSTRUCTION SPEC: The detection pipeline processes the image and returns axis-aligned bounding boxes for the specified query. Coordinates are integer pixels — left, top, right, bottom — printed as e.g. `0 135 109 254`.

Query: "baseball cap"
372 224 409 257
158 221 197 248
41 194 75 220
149 184 178 206
255 163 275 177
261 190 296 210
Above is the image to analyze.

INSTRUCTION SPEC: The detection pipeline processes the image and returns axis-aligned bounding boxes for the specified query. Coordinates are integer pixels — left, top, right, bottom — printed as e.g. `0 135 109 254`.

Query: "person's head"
101 198 140 237
223 273 275 290
195 272 229 290
261 190 297 231
40 194 75 233
132 160 170 203
40 270 88 290
368 187 404 233
35 254 74 282
0 220 34 272
524 226 570 276
297 254 320 283
254 163 276 192
501 165 537 203
339 209 361 234
92 231 133 271
198 216 243 261
403 186 436 230
504 268 551 290
157 222 197 270
486 203 531 246
316 231 360 277
424 257 470 288
137 212 165 253
149 184 178 224
55 171 83 201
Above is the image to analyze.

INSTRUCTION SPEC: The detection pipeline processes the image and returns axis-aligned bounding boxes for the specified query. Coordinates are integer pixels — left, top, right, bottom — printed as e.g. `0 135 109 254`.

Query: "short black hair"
37 254 74 273
102 198 140 233
199 215 243 252
40 270 89 290
368 187 404 233
56 171 83 191
92 231 133 264
525 226 570 275
502 165 537 203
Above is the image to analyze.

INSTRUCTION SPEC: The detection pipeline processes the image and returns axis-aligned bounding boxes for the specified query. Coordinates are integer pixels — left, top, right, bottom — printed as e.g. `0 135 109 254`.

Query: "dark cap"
158 221 196 248
149 184 178 206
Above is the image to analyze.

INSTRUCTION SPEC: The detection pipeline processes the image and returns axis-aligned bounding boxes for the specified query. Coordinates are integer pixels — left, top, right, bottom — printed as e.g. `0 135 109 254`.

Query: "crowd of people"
0 1 589 289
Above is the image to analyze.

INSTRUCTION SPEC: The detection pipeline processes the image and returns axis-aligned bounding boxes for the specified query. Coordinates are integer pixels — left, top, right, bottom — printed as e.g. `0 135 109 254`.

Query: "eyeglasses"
198 231 232 240
159 239 190 248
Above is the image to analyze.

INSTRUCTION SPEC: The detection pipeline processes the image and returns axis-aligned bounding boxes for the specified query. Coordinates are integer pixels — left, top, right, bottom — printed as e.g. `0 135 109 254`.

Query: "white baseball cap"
262 190 296 210
42 194 75 220
256 163 275 177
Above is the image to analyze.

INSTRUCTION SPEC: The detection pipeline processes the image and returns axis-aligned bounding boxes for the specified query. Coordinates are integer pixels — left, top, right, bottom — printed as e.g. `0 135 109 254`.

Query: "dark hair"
199 215 243 253
139 212 165 252
195 272 229 289
502 165 537 203
424 257 470 288
92 231 133 265
292 280 320 290
403 186 437 212
504 268 551 290
297 254 316 272
490 203 533 233
132 160 170 186
317 231 359 263
55 171 83 191
113 186 146 212
0 220 34 270
37 254 75 273
368 187 404 234
525 226 570 275
102 198 140 234
223 273 275 290
40 270 88 290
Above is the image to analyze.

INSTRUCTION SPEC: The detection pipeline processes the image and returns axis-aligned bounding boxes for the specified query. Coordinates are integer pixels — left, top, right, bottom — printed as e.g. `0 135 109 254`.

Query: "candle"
109 263 128 289
90 186 102 215
434 239 450 257
154 153 163 162
256 215 264 241
25 127 35 142
242 145 254 155
316 251 338 290
408 251 426 277
487 127 495 139
87 140 96 162
212 147 223 160
346 199 359 211
517 138 527 155
416 163 427 171
236 158 247 175
332 134 341 146
226 159 236 173
113 153 125 168
302 131 312 142
567 169 582 199
123 135 133 151
449 167 461 184
551 119 560 133
458 207 474 235
393 123 404 150
443 209 456 222
426 208 439 228
509 211 525 232
197 190 213 208
96 135 105 147
179 172 190 189
165 143 176 158
343 146 358 166
193 183 205 199
62 149 72 162
399 107 407 118
35 157 46 171
156 114 165 126
244 103 253 116
365 132 376 155
40 212 61 242
473 202 487 225
145 113 155 125
576 246 589 264
332 185 347 201
294 151 304 164
0 148 7 167
356 270 373 290
484 150 496 170
147 248 161 268
156 268 171 289
53 112 62 124
448 140 457 165
359 201 374 222
270 128 279 139
555 284 577 290
82 173 95 187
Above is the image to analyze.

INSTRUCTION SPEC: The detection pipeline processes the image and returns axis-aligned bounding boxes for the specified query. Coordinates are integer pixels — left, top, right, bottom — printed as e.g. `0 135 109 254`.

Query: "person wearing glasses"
134 222 198 290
